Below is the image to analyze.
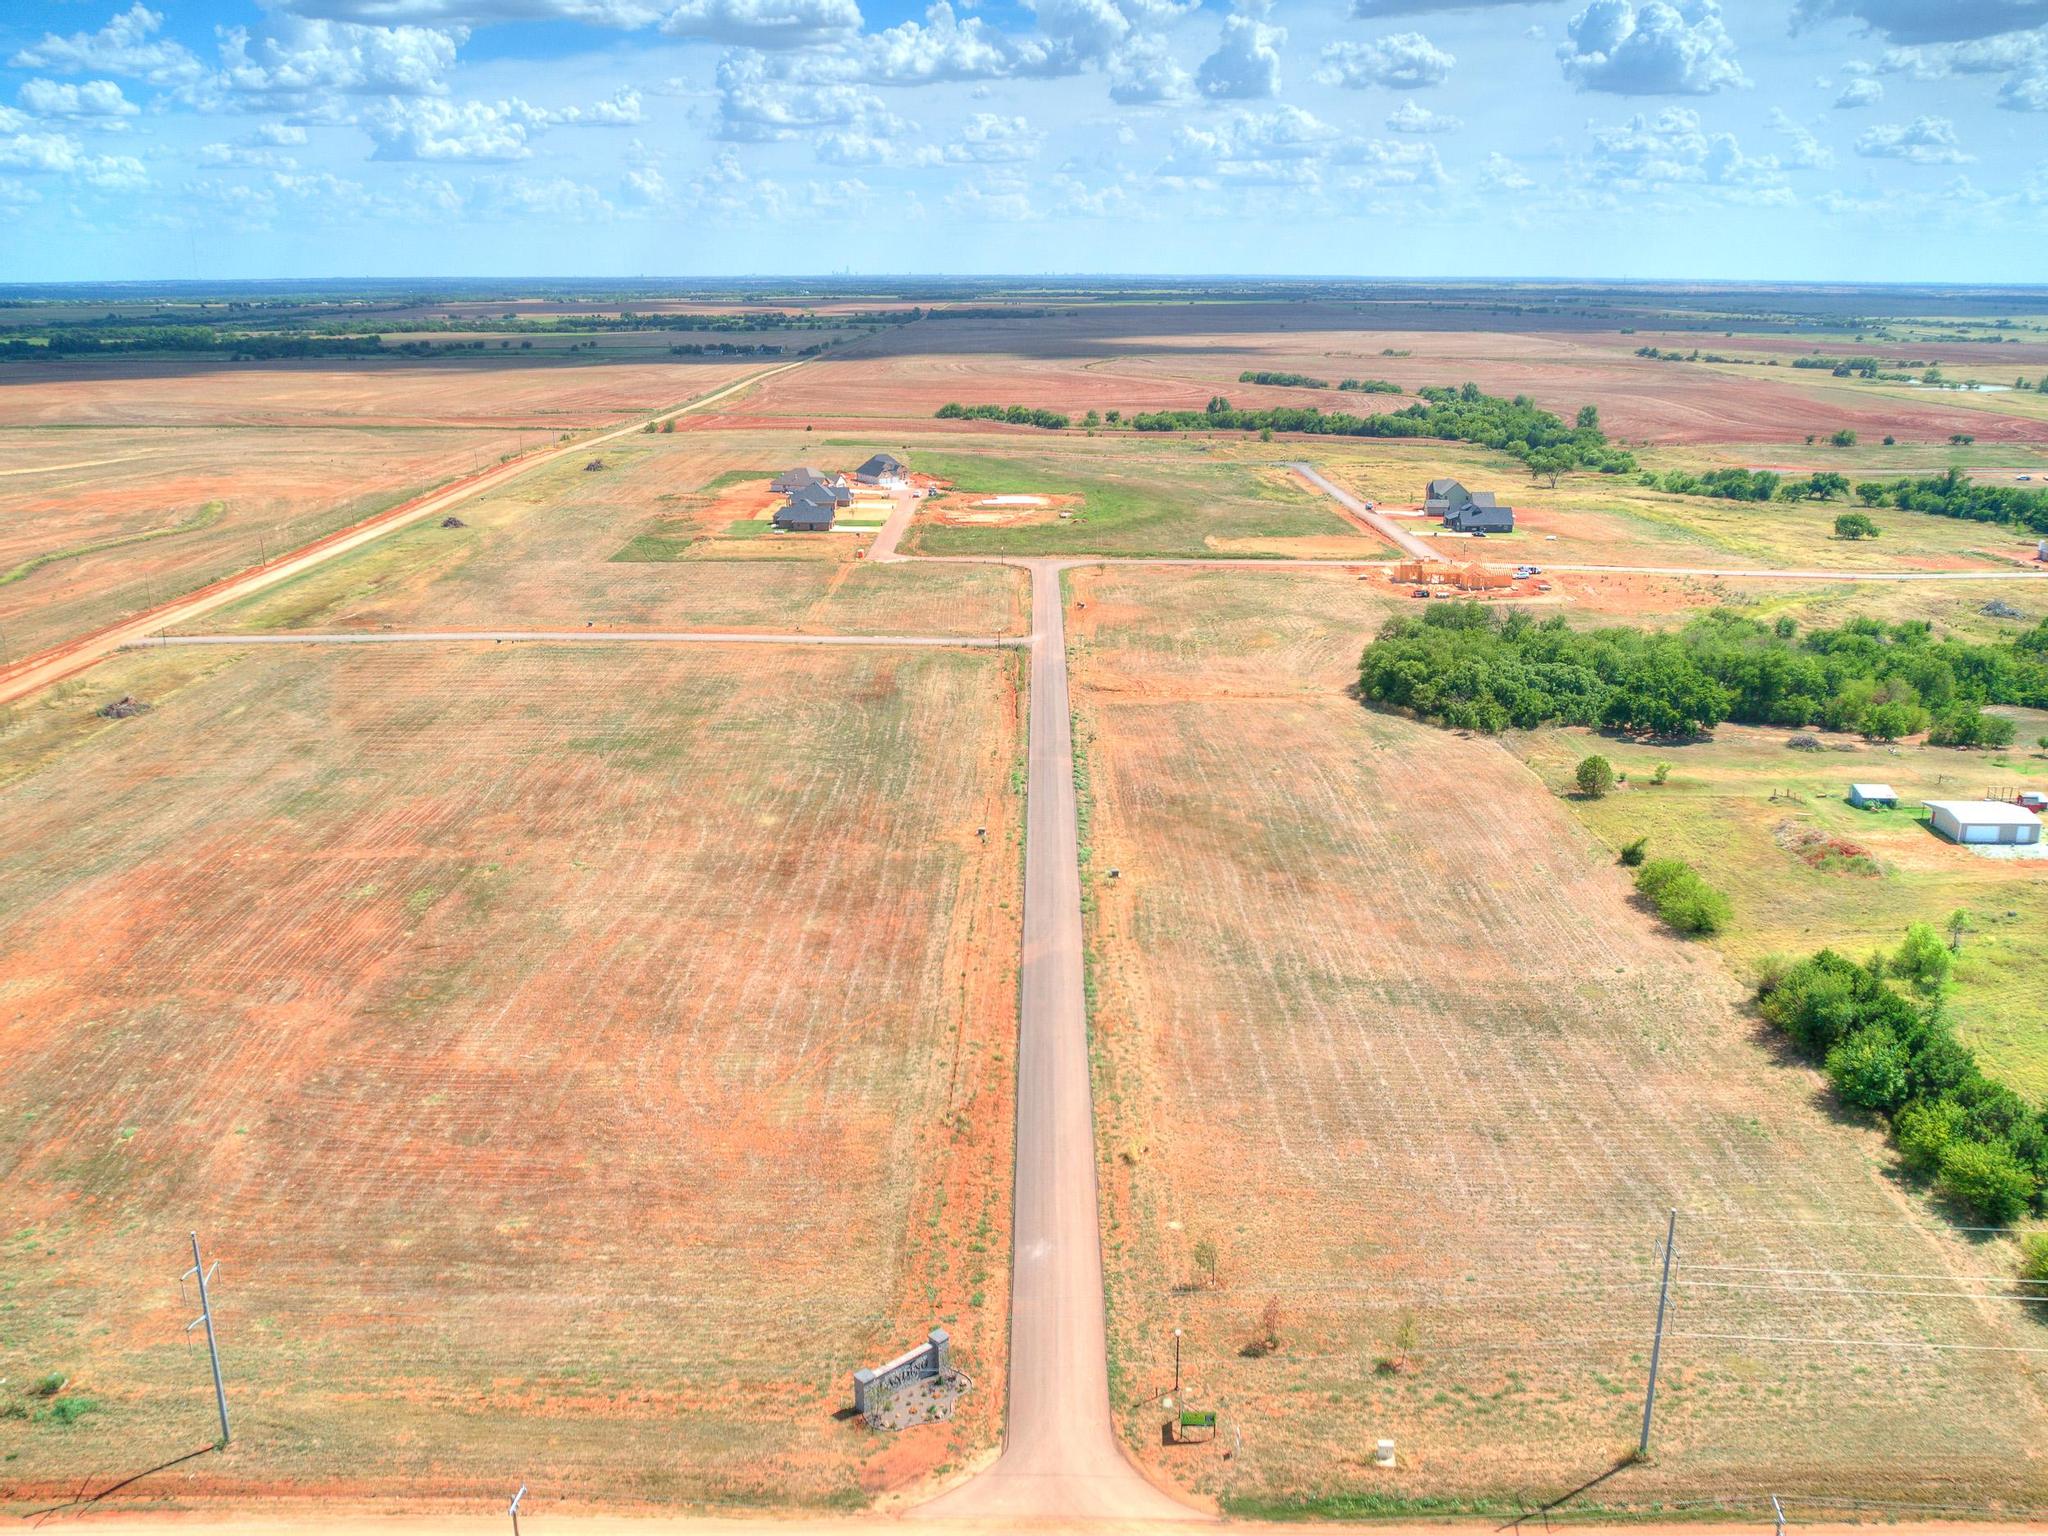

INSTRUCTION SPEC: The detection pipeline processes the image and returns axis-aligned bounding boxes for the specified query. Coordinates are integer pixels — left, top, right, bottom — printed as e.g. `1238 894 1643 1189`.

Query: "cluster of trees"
1790 354 1932 379
1634 856 1731 935
934 402 1070 430
1633 346 1767 366
1128 383 1638 477
1357 602 2042 743
0 327 392 360
1849 469 2048 534
1646 468 1855 503
1337 377 1403 394
1759 935 2048 1223
668 342 783 356
1238 370 1327 388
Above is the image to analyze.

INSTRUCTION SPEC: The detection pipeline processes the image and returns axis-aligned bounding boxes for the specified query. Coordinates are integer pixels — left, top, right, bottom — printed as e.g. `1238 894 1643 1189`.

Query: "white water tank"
1375 1438 1396 1468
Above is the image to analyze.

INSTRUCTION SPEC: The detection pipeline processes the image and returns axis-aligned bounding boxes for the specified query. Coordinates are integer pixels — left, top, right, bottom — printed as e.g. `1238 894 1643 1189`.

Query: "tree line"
1238 370 1327 388
1337 377 1403 394
1128 383 1639 477
1760 934 2048 1223
1357 602 2043 743
934 402 1071 430
1850 469 2048 535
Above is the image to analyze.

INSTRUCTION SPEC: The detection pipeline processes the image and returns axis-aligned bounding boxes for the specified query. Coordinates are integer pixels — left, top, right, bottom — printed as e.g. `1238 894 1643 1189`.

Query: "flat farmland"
897 439 1373 559
0 356 774 662
1070 566 2048 1516
0 638 1021 1510
198 433 1026 637
738 304 2047 449
0 425 530 658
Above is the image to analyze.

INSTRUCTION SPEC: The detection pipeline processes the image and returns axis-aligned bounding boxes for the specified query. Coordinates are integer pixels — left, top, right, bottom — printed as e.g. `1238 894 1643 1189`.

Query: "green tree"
1825 1025 1911 1112
1831 428 1858 447
1855 482 1888 506
1891 922 1954 993
1895 1099 1966 1172
1618 835 1648 867
1947 909 1974 952
1835 511 1880 540
1575 754 1615 798
1576 404 1601 431
1861 700 1921 741
1936 1139 2038 1224
1082 409 1101 428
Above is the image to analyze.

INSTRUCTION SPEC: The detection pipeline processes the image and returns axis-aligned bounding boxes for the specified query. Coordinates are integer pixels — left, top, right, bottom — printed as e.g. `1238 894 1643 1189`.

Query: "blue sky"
1 0 2044 282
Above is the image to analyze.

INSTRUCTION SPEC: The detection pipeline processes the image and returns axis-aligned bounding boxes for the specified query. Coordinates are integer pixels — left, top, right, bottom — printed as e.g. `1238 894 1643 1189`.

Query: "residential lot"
0 639 1021 1509
1071 566 2048 1516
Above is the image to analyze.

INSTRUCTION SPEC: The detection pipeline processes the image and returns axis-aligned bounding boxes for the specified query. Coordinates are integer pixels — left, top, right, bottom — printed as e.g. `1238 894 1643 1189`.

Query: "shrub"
1937 1139 2038 1224
36 1395 99 1427
1651 761 1670 784
1831 429 1858 448
1891 922 1954 993
1618 835 1647 867
1576 754 1615 798
1895 1099 1966 1173
1825 1025 1911 1112
1834 511 1880 540
1633 857 1730 935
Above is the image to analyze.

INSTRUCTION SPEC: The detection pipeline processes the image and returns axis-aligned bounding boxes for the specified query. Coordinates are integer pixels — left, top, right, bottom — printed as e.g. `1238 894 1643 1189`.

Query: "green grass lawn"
1512 719 2048 1098
900 444 1365 558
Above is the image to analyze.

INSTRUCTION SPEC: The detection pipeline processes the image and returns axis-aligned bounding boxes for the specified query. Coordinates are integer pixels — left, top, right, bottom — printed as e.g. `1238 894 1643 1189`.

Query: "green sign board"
1179 1410 1217 1430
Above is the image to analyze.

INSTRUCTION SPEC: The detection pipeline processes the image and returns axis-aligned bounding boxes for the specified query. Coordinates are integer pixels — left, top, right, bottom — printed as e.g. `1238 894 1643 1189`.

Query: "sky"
0 0 2045 283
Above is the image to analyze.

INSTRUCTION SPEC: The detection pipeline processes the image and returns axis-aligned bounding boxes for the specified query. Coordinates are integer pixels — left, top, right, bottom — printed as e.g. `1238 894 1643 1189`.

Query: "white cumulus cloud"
1385 100 1460 131
1197 1 1285 100
1854 115 1973 161
18 79 140 119
9 4 203 85
1558 0 1747 95
1316 31 1453 89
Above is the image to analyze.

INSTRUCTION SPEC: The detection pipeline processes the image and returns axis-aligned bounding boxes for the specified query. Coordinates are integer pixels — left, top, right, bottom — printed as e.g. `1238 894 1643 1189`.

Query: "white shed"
1848 783 1898 809
1924 799 2042 845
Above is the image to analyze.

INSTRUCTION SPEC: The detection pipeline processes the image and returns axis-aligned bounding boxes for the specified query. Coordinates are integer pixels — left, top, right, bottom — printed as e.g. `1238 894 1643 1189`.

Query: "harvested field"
196 436 1026 637
0 639 1022 1510
1071 566 2048 1517
0 425 530 658
740 306 2048 449
0 358 777 661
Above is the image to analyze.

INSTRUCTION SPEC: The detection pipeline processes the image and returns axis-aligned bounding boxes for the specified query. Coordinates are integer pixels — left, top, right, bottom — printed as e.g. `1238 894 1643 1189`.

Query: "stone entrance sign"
852 1328 968 1430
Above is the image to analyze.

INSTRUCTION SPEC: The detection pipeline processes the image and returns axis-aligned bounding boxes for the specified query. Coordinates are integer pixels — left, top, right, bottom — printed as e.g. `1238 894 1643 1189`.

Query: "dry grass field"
1070 566 2048 1518
0 637 1022 1511
0 357 769 663
196 433 1027 638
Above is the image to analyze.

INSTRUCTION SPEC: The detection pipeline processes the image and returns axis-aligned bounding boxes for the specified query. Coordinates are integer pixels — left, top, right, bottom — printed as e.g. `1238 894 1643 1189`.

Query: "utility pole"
1638 1208 1677 1460
182 1231 231 1447
509 1484 527 1536
1172 1327 1183 1397
1772 1494 1786 1536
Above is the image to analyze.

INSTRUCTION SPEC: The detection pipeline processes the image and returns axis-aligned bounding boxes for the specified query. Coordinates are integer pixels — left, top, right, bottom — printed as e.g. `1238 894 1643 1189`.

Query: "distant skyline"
2 0 2045 284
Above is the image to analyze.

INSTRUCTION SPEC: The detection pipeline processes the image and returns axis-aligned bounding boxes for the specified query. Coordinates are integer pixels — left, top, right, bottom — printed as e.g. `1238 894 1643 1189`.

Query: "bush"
1618 835 1648 867
1896 1099 1966 1173
1937 1139 2038 1224
36 1395 99 1427
1834 511 1881 540
1927 704 2016 748
2019 1232 2048 1287
1576 755 1615 798
1826 1025 1911 1111
1891 922 1954 993
1633 857 1731 935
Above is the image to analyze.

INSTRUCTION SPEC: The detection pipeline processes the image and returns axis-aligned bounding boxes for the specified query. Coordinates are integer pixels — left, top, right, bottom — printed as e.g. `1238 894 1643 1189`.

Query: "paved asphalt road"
915 563 1196 1522
0 359 806 709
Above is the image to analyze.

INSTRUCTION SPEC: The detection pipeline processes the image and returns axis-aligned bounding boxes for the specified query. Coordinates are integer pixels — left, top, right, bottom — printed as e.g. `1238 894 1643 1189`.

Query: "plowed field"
1071 566 2048 1517
0 639 1021 1511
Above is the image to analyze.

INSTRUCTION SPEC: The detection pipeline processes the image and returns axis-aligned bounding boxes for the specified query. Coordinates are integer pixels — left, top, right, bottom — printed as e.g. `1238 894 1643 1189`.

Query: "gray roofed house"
772 466 830 493
853 452 908 485
1445 494 1514 534
775 483 838 531
1425 478 1468 515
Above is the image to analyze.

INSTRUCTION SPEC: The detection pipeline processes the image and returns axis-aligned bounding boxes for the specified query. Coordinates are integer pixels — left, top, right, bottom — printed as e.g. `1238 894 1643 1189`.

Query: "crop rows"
0 639 1018 1507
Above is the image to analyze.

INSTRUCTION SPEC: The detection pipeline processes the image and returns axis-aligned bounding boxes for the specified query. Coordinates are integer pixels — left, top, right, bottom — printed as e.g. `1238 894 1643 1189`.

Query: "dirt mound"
440 515 467 529
96 695 150 719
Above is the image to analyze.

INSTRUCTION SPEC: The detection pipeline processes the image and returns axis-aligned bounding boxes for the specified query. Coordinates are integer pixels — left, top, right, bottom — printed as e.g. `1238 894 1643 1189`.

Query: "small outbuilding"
1924 799 2042 845
1848 782 1898 809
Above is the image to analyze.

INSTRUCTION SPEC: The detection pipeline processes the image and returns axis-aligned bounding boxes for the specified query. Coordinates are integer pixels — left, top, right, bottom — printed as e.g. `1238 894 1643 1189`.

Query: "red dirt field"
726 307 2048 448
0 639 1020 1513
0 356 762 429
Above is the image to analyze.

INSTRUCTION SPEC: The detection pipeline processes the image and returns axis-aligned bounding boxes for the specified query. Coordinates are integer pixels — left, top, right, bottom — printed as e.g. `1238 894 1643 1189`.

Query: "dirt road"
1287 462 1435 560
0 360 804 708
129 631 1028 650
914 562 1195 1523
